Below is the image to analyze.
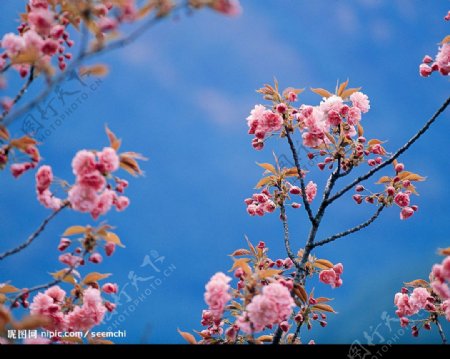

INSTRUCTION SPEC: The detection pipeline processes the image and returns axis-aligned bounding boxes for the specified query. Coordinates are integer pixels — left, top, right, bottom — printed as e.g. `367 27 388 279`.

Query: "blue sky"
1 0 449 344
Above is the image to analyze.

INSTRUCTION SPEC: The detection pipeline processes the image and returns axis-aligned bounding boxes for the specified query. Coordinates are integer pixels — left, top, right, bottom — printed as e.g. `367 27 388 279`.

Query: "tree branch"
2 7 184 127
435 318 447 345
279 203 301 270
313 204 385 248
326 96 450 206
0 66 35 121
284 127 315 224
0 203 68 261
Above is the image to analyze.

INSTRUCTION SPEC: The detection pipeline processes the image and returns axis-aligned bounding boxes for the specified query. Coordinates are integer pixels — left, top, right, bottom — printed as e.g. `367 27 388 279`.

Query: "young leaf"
337 79 349 97
294 285 308 303
257 162 277 174
402 173 426 182
313 259 334 269
177 329 197 344
82 272 111 284
315 297 333 303
256 335 274 343
357 123 364 137
258 269 282 279
311 88 332 99
376 176 392 184
439 247 450 256
230 249 251 257
341 87 362 99
102 232 125 247
230 258 252 276
311 304 336 313
50 270 77 285
0 284 20 294
404 279 429 288
62 225 87 236
441 35 450 44
255 176 275 189
13 315 50 330
105 126 122 151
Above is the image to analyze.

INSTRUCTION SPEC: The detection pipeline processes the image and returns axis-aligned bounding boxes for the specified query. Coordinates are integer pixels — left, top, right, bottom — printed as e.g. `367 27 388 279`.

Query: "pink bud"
395 163 404 172
419 64 432 77
352 194 363 204
357 136 366 143
375 157 382 164
57 238 71 251
367 159 376 166
234 268 244 278
237 280 245 290
287 91 297 102
424 323 431 330
319 321 327 327
284 258 294 269
257 241 265 249
89 253 103 264
105 301 116 312
105 242 116 256
411 205 418 212
291 202 301 209
102 283 118 294
307 153 315 160
244 198 253 205
400 317 409 327
402 180 411 188
400 206 414 220
401 287 409 294
294 313 303 323
422 55 433 64
312 313 319 320
280 321 290 332
289 186 301 195
275 259 283 268
355 185 364 192
276 103 287 114
318 163 326 170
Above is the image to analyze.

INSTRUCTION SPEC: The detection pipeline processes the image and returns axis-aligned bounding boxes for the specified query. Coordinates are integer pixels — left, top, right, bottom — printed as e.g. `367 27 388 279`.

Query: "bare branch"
279 203 301 270
327 96 450 205
2 7 184 127
313 205 385 248
0 203 68 261
0 66 35 120
284 127 315 224
435 318 447 345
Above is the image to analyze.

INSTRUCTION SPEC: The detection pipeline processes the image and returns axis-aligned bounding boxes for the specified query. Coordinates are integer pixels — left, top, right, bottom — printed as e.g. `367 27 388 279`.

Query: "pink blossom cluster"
68 148 129 219
204 272 232 320
393 191 418 220
0 0 74 76
298 92 370 149
420 44 450 77
244 189 276 216
190 0 242 17
394 288 431 319
247 105 283 150
237 282 295 333
431 256 450 307
319 263 344 288
30 285 116 334
35 165 62 210
35 147 130 218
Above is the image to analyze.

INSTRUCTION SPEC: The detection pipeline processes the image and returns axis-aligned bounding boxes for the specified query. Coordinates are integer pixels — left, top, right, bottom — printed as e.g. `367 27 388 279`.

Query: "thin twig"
279 203 301 270
313 205 385 248
0 62 12 74
284 127 315 224
0 66 35 120
327 96 450 206
435 318 447 344
0 203 68 261
2 7 184 127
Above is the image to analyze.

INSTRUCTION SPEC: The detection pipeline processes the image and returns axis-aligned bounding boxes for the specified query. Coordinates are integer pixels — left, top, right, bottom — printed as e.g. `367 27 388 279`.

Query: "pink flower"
247 104 265 134
66 287 106 331
29 0 49 10
211 0 242 16
400 206 414 220
30 292 66 331
115 195 130 211
319 263 344 288
37 189 62 210
104 242 116 257
90 189 115 219
394 192 410 207
350 92 370 113
68 184 98 212
36 165 53 193
97 147 119 173
443 299 450 321
409 287 429 309
262 111 283 132
98 17 118 32
102 283 118 294
59 253 82 267
240 283 294 333
419 63 432 77
305 181 317 203
436 43 450 76
72 150 96 177
431 280 450 300
44 286 66 303
78 171 106 191
1 33 25 57
319 95 343 114
10 162 32 178
347 107 362 126
105 301 116 312
28 9 54 36
204 272 232 320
